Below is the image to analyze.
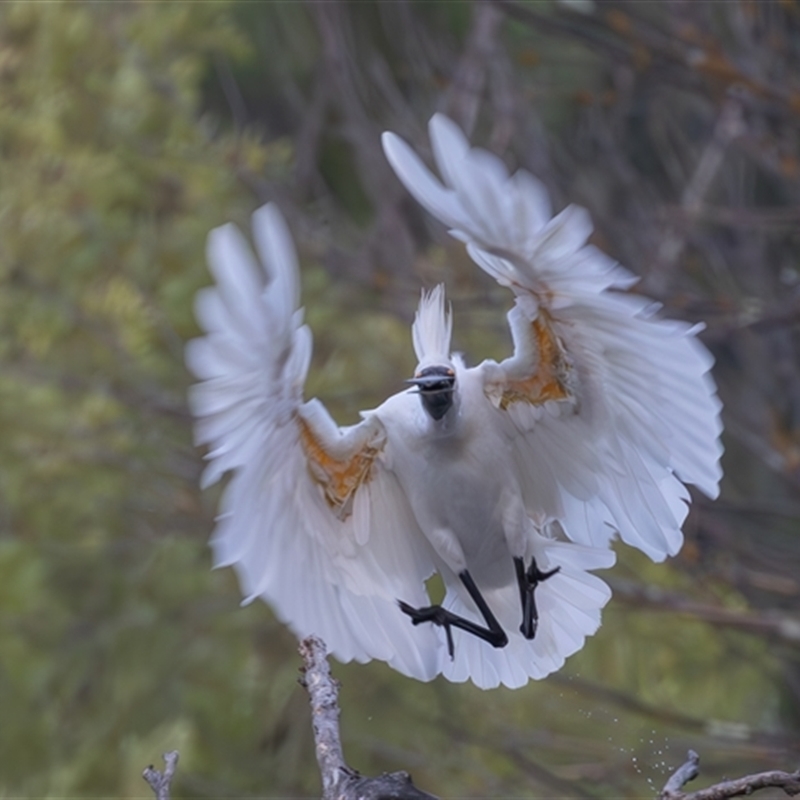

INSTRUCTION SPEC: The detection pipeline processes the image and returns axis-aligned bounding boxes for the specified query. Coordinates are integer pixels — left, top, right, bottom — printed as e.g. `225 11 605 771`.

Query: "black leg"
514 556 560 639
398 570 509 659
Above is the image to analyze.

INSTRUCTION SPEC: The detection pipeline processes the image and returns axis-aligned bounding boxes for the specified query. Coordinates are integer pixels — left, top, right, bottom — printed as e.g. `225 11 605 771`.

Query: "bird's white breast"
376 369 517 587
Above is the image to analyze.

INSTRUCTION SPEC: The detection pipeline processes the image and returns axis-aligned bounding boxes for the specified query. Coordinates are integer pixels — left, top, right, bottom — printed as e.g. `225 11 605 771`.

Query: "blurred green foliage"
0 1 796 798
0 2 305 796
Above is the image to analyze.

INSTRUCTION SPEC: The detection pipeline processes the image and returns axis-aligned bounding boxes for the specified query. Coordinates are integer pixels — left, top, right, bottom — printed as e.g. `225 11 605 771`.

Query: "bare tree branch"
137 697 800 800
298 636 439 800
142 750 179 800
661 750 800 800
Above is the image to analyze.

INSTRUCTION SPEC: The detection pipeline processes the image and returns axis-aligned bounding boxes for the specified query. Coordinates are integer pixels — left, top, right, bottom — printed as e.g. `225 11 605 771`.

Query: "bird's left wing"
383 116 723 562
186 205 441 680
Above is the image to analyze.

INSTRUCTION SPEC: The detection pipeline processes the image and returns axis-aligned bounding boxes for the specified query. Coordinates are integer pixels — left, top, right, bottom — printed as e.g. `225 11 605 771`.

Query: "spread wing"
186 204 441 679
383 115 723 561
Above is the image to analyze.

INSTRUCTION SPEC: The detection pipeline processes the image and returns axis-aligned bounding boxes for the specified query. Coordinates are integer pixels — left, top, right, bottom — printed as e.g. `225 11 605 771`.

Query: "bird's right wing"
383 115 723 562
186 205 441 680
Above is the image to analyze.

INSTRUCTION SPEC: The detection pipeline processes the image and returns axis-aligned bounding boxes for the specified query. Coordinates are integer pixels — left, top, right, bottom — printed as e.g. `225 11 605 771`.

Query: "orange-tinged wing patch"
499 315 573 410
298 417 383 520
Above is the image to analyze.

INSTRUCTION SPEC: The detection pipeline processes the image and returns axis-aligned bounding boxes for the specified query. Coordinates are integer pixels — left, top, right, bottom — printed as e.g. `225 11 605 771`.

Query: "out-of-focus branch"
142 751 179 800
504 743 598 800
548 673 798 751
651 99 744 293
298 636 439 800
661 750 800 800
444 1 504 136
494 0 635 65
497 0 798 114
214 52 248 130
609 577 800 643
722 417 800 491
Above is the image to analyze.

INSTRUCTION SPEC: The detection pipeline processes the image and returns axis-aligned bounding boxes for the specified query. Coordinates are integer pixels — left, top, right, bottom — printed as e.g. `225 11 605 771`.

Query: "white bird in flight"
187 114 723 690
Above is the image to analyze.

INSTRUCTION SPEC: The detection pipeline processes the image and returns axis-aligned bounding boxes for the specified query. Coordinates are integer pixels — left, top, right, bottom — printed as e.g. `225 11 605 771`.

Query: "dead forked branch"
142 750 179 800
299 635 438 800
139 676 799 800
661 750 800 800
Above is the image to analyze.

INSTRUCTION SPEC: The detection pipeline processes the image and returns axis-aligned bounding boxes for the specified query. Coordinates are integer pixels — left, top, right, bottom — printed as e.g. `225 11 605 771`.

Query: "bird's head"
406 365 456 421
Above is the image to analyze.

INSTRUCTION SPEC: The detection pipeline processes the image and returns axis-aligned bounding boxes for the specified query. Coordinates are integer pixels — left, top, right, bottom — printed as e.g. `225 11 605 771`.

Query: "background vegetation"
1 1 798 797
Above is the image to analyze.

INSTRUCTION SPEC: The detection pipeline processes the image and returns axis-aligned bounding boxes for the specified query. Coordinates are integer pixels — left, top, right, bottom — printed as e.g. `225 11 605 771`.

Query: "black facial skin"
408 366 456 421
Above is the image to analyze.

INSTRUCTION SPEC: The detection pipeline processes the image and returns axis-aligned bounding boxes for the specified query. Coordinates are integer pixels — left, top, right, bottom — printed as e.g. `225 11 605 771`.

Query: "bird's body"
187 114 722 689
378 359 514 587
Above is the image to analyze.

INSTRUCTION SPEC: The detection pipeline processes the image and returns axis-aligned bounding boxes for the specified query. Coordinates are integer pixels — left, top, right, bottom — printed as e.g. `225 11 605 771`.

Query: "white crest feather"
412 284 452 369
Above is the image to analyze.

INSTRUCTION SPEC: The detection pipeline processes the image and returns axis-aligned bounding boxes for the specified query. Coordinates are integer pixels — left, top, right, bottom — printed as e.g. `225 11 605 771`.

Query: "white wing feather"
383 115 723 562
187 204 441 680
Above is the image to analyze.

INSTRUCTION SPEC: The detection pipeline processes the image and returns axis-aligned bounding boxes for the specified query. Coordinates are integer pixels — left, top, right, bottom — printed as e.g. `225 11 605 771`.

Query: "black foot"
398 570 509 659
514 556 561 639
398 600 457 659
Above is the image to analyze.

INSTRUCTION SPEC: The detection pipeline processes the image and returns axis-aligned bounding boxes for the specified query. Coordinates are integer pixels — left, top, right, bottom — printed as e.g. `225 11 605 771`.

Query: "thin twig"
142 750 179 800
298 636 439 800
661 749 700 798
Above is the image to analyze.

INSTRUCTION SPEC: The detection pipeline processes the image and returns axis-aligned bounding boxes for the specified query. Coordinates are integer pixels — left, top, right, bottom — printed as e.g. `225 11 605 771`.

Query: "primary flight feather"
187 115 722 689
